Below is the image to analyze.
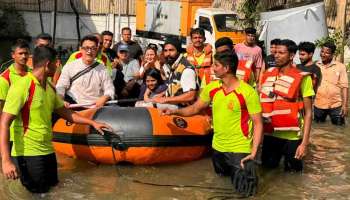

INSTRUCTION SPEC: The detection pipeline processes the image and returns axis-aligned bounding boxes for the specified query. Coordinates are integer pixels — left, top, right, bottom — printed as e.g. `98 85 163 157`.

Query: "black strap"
69 62 99 86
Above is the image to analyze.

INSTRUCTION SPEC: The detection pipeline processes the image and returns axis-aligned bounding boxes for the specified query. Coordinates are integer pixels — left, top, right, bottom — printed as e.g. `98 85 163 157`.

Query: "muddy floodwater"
0 120 349 200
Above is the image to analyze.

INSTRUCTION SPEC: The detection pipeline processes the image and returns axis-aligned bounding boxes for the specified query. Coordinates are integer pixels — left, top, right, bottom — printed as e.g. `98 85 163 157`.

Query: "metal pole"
127 0 130 27
70 0 81 50
38 0 44 33
53 0 57 47
118 0 121 41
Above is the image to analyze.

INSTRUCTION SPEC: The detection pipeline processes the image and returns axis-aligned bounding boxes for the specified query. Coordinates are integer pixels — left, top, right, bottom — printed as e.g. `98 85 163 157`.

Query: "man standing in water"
314 42 348 125
0 40 31 113
0 46 110 193
162 51 263 197
297 41 321 91
260 39 314 172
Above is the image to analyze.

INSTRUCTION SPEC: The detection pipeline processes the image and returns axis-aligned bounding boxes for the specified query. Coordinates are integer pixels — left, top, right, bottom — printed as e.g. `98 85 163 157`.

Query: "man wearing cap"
113 44 141 99
151 38 198 108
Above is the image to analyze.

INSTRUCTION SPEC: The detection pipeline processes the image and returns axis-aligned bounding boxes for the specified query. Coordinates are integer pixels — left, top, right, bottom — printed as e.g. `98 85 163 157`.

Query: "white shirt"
56 58 115 104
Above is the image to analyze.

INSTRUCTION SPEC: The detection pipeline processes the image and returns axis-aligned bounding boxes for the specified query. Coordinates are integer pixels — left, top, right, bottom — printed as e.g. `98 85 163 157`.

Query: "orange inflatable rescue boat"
52 106 212 165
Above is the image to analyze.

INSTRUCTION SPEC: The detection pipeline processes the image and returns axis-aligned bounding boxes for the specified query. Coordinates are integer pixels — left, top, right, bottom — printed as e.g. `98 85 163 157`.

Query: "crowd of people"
0 26 348 197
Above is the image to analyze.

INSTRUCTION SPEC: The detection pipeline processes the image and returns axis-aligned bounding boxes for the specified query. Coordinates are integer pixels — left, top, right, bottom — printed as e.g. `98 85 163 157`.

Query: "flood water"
1 120 350 200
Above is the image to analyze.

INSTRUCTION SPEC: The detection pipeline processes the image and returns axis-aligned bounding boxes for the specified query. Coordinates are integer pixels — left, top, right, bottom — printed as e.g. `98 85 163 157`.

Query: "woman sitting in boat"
135 68 167 107
139 44 165 80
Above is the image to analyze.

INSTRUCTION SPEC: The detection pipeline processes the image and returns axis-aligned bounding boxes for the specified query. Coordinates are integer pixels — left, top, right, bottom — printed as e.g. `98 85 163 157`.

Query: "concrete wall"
20 11 136 47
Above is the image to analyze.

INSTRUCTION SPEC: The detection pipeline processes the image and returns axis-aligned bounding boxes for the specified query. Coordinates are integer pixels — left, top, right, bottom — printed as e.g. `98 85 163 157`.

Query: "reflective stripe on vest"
166 64 187 97
260 66 307 133
186 44 212 68
21 80 36 135
236 60 253 83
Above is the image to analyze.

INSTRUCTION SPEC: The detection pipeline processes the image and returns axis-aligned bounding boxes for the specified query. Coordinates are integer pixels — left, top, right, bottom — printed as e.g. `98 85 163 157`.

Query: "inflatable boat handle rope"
69 98 139 108
102 130 239 197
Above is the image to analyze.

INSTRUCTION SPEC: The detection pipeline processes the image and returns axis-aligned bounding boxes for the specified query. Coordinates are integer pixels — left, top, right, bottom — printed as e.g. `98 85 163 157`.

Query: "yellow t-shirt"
200 80 262 153
3 73 64 156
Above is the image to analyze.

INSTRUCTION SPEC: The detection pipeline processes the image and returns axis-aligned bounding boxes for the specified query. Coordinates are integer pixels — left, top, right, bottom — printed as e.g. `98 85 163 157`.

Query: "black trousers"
261 135 303 172
314 106 345 126
13 153 58 193
211 150 249 176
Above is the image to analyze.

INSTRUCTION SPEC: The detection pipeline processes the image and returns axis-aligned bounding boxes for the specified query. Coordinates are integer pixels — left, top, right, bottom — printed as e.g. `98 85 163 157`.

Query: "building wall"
0 0 136 15
20 11 136 47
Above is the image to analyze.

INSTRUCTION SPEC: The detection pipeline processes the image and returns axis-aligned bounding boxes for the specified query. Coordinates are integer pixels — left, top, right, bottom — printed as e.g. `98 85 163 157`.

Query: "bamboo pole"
336 0 347 62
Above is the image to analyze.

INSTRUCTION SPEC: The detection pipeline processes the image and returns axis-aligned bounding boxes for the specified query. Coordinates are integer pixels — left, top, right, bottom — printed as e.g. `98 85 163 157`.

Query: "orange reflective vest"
236 60 253 83
186 44 213 84
260 66 309 133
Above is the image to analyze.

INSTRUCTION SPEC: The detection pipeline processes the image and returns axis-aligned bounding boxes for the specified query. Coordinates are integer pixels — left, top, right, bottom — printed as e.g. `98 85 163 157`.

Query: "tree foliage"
0 7 29 39
236 0 262 28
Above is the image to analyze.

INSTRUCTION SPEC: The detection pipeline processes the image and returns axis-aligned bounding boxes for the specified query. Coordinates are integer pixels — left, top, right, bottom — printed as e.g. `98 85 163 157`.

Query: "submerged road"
0 119 349 199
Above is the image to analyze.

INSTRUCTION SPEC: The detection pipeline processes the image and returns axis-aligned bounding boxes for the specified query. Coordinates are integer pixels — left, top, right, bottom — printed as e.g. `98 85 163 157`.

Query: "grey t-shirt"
121 59 140 82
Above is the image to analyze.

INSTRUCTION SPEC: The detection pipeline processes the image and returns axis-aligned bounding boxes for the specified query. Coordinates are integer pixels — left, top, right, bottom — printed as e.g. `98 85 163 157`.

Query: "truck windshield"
213 14 240 32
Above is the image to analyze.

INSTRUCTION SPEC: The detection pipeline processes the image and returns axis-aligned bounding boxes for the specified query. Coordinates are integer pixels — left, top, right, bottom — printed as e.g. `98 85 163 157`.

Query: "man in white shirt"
56 35 115 107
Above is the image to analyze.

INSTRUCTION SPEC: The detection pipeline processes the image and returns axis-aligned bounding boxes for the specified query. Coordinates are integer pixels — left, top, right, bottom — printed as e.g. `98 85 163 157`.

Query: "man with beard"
151 38 198 108
260 39 314 172
185 28 213 87
314 42 348 125
297 42 321 91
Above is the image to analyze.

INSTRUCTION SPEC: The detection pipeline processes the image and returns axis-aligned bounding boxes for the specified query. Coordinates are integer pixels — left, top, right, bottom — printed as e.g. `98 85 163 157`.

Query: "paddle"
68 98 139 108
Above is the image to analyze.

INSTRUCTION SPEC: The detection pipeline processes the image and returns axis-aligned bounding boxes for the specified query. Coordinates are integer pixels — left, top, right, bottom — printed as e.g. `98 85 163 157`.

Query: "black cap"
215 37 234 49
164 37 182 52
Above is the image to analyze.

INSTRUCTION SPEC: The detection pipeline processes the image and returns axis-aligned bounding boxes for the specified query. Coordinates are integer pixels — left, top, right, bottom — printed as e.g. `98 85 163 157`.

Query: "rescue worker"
260 39 314 172
151 37 198 109
215 37 255 85
26 33 62 85
0 46 111 193
234 28 265 84
0 40 31 152
101 30 117 62
162 51 263 197
0 40 31 113
185 28 213 87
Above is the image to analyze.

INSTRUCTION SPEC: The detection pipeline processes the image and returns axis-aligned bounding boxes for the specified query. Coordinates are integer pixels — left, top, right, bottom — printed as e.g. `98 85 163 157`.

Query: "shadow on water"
1 118 350 199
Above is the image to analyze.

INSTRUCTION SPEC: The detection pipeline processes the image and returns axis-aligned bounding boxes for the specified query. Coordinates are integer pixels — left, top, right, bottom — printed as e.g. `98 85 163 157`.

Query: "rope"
107 131 234 195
